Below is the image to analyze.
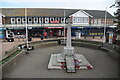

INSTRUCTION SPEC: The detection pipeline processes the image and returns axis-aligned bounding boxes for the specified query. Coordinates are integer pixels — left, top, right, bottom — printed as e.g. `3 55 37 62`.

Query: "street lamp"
103 7 107 43
64 9 66 43
25 8 29 48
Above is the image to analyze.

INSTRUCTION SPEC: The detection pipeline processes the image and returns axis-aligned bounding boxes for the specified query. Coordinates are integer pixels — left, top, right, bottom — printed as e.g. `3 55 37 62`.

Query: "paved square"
3 46 118 78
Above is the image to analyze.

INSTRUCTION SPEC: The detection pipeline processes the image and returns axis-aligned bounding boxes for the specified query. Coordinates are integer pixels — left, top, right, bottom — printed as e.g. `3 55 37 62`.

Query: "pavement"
1 37 103 58
3 46 118 78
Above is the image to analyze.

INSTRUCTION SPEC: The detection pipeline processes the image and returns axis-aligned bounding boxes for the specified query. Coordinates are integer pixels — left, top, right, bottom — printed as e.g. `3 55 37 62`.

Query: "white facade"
71 10 90 24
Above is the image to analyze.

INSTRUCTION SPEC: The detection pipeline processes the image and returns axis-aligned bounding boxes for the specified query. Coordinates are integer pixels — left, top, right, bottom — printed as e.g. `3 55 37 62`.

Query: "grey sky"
0 0 116 15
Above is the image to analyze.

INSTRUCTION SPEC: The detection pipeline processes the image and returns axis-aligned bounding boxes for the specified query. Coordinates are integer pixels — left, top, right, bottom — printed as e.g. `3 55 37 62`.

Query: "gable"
71 10 89 17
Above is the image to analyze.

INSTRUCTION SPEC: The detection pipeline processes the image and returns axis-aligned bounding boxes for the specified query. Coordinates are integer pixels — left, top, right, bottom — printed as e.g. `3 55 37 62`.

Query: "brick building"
0 8 114 38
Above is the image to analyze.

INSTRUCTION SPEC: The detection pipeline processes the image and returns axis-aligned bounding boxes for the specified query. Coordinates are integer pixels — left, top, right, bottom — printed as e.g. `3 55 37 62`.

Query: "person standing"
44 31 47 38
50 30 53 37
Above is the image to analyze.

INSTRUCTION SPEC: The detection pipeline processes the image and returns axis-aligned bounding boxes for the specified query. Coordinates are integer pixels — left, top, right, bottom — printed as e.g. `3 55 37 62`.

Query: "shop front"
44 27 65 38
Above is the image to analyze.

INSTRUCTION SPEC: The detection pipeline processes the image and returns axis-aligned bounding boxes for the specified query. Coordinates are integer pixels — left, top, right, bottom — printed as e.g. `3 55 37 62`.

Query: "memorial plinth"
48 18 93 73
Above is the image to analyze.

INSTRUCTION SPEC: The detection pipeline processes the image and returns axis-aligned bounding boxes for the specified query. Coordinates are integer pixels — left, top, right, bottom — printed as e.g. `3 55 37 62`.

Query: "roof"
84 10 114 19
1 8 78 17
1 8 114 19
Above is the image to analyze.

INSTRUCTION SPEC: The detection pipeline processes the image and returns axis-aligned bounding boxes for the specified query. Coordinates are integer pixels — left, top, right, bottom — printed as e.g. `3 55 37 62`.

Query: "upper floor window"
17 18 21 24
73 17 88 23
22 18 26 24
34 18 38 24
45 17 49 23
98 19 101 24
28 18 32 24
39 17 43 23
61 18 65 23
11 18 16 24
94 19 97 24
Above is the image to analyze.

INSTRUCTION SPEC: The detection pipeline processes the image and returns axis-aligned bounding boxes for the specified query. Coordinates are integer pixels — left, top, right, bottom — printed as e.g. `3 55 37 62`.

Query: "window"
50 17 54 22
22 18 26 24
29 18 32 21
73 17 77 23
61 18 65 23
51 18 53 21
17 18 21 24
73 17 88 24
54 17 57 21
91 19 93 24
98 19 101 24
84 17 88 23
23 19 26 21
45 17 49 23
11 18 15 24
34 18 37 21
57 18 59 21
28 18 32 24
39 17 43 23
73 17 75 23
34 18 38 24
94 19 97 24
18 19 20 21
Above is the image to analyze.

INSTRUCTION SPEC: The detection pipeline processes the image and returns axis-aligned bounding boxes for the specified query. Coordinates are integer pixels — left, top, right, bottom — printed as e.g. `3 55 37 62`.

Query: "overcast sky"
0 0 116 15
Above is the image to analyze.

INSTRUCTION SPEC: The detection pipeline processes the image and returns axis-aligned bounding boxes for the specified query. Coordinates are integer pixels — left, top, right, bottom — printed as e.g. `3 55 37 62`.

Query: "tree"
114 0 120 27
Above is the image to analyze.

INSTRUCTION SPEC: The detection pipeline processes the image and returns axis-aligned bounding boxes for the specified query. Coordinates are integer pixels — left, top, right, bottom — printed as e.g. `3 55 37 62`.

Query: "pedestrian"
50 30 53 37
40 34 43 40
44 32 47 38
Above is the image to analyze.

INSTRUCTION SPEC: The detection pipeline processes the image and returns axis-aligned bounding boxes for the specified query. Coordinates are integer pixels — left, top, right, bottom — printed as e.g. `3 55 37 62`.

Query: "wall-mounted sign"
45 27 64 29
50 21 59 23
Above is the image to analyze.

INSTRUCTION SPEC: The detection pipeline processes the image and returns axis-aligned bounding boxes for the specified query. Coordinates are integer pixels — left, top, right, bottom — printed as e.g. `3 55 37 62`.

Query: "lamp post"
64 9 66 42
103 7 107 43
25 8 29 48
